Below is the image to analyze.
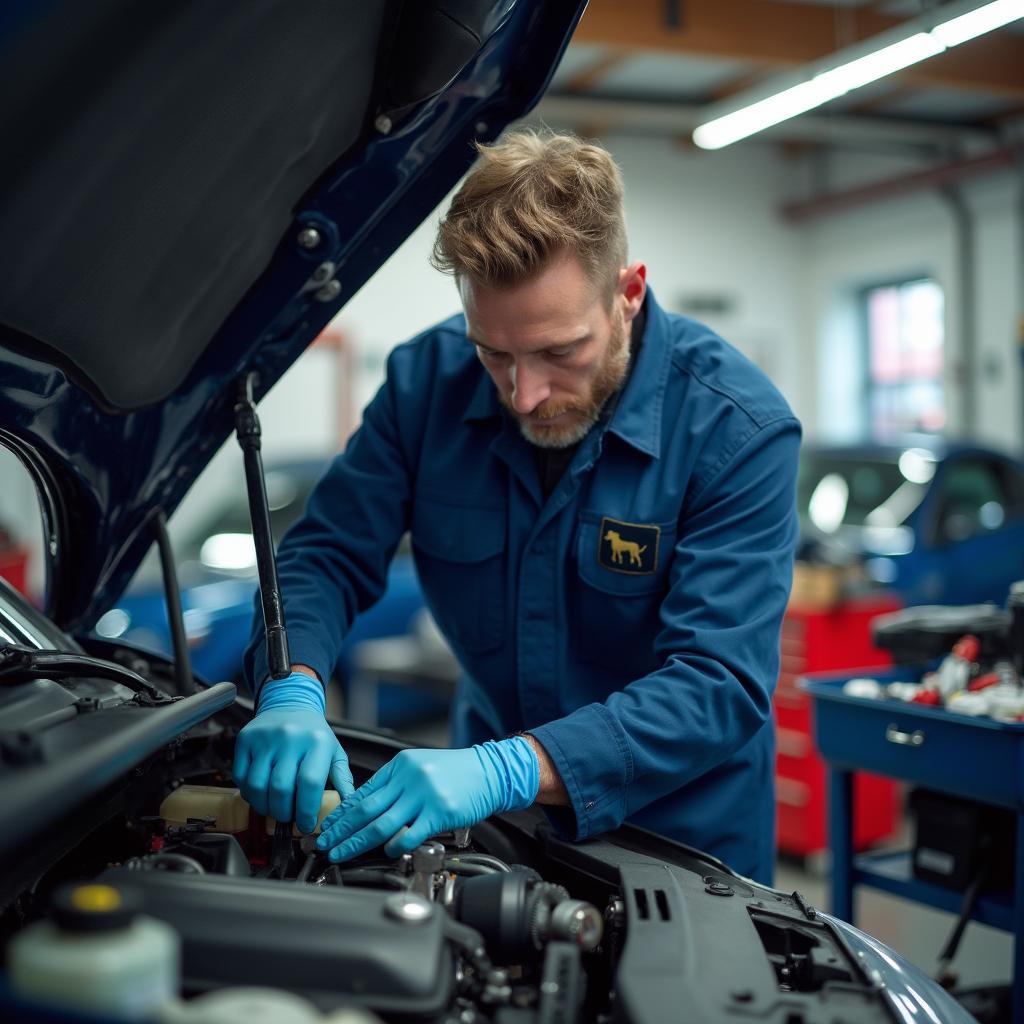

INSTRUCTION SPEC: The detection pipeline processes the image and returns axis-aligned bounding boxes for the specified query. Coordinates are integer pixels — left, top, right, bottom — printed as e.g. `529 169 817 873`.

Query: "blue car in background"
103 458 435 725
798 440 1024 605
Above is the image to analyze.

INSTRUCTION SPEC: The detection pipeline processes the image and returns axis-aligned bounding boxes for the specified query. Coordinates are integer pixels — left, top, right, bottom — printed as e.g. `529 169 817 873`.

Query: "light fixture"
693 0 1024 150
932 0 1024 45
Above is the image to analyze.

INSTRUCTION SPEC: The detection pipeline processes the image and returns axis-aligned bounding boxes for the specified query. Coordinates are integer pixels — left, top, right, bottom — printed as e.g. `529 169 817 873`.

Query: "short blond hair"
431 129 627 300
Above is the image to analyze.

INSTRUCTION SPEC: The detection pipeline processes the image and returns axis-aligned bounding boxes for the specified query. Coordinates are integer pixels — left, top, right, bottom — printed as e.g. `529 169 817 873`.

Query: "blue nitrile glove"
233 671 354 834
315 738 539 861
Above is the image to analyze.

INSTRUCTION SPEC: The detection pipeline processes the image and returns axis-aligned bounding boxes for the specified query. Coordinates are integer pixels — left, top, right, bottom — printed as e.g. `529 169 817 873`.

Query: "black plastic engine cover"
100 868 452 1015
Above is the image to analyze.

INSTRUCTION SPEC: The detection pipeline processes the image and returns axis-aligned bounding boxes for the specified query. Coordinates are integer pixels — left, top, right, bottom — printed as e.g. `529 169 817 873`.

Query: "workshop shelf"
805 670 1024 1021
853 849 1014 933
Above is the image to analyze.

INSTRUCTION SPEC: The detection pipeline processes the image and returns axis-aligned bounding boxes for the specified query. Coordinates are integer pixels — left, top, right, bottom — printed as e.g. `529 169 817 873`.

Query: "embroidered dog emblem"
598 517 660 575
604 530 646 567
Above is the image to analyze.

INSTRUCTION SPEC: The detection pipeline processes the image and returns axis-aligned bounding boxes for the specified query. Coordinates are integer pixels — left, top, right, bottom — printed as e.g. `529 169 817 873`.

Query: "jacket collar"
461 287 670 459
604 288 669 459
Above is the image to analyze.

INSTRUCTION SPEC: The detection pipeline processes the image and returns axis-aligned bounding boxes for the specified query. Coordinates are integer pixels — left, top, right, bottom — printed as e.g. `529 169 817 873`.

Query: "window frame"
858 274 945 439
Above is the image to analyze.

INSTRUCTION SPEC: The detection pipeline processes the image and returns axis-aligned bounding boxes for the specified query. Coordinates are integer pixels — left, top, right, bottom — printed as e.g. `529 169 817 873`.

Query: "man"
234 130 800 883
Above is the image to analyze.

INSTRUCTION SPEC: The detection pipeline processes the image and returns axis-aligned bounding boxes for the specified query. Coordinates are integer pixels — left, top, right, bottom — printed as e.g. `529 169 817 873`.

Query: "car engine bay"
0 633 925 1024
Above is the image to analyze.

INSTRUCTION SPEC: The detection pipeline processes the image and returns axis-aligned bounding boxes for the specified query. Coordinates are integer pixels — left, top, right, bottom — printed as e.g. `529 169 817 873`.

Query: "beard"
509 313 632 449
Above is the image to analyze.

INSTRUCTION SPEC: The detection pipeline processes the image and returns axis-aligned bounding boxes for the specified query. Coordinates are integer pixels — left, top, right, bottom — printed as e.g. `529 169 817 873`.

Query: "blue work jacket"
245 289 801 883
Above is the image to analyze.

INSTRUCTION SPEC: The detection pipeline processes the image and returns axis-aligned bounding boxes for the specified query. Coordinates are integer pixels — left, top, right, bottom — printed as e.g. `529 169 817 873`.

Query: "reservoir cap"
51 884 137 933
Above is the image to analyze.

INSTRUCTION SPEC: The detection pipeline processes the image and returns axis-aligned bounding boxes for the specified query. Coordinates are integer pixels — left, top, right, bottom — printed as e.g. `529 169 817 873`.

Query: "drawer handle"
886 724 925 747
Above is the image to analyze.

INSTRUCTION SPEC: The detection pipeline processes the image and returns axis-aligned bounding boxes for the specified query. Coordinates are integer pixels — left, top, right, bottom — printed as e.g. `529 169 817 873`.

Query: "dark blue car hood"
0 0 585 631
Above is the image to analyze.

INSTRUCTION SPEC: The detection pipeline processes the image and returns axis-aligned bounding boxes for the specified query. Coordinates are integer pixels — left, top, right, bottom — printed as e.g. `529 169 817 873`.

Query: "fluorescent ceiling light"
933 0 1024 45
693 0 1024 150
810 33 944 96
694 33 942 149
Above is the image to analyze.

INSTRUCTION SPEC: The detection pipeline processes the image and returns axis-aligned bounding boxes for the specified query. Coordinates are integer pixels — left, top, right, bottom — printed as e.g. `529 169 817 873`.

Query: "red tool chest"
775 593 903 859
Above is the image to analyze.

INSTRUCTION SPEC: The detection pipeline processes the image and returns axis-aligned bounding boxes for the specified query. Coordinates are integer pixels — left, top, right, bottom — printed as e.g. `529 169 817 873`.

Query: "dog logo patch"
599 517 660 575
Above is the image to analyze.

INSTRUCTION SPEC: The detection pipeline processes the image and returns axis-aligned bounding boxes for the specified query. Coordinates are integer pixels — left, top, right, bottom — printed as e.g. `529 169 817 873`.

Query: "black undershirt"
532 304 646 500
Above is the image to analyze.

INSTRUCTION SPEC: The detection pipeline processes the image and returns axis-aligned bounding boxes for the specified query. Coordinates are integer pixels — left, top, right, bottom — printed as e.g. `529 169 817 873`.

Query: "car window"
936 458 1013 543
798 452 931 531
179 468 318 564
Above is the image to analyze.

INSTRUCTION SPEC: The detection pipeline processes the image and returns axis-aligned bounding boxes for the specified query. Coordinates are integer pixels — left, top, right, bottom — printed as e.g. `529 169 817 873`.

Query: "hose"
446 853 511 873
444 862 499 877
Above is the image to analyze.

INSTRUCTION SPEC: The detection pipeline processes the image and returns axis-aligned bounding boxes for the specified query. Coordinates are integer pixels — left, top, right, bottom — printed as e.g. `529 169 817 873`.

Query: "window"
863 278 945 438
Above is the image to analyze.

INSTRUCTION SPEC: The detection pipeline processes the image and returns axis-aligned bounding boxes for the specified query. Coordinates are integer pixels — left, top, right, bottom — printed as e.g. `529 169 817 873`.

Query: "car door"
924 453 1024 605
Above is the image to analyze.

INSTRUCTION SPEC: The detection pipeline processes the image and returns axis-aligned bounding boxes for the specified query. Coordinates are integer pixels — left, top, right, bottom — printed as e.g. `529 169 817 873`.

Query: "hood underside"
0 0 585 630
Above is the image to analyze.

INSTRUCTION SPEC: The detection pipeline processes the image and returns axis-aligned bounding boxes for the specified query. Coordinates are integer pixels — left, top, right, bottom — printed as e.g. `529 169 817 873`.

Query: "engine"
3 782 609 1024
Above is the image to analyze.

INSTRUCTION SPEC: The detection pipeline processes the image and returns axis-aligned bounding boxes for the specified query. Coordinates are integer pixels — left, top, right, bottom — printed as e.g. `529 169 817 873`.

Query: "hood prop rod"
150 509 198 695
234 373 290 681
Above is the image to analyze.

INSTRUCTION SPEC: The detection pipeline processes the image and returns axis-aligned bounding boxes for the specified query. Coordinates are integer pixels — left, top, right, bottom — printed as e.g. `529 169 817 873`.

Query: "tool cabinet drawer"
805 674 1024 810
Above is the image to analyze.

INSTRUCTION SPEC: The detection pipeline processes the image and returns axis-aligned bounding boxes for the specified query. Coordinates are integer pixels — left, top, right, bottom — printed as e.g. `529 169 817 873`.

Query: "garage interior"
0 1 1023 1021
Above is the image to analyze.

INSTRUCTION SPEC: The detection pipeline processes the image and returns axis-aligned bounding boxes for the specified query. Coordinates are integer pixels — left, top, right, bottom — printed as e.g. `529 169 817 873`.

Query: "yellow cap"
70 885 122 914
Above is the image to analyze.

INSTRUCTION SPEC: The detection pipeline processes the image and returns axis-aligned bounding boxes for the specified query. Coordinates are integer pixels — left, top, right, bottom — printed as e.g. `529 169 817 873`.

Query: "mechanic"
234 130 800 884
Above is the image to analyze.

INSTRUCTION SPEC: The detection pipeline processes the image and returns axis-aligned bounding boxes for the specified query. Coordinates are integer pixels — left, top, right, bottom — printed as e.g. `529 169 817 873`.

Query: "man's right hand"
233 670 355 834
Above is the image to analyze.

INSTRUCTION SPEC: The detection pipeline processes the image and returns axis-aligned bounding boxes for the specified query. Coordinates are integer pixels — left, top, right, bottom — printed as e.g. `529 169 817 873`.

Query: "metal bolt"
383 893 434 924
297 227 322 250
375 114 393 134
314 280 341 303
550 900 603 950
311 262 333 284
475 121 488 135
705 881 734 897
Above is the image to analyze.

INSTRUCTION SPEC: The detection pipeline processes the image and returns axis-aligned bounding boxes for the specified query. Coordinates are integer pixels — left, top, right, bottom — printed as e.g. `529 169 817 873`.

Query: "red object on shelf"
0 544 29 596
775 593 903 858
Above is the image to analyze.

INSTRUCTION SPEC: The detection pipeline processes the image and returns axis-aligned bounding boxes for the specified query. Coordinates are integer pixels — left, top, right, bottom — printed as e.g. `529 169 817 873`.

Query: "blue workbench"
805 670 1024 1021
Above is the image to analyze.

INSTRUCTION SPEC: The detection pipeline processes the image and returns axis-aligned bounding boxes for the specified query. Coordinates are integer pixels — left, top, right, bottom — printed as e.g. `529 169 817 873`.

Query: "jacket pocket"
573 512 675 674
412 498 506 654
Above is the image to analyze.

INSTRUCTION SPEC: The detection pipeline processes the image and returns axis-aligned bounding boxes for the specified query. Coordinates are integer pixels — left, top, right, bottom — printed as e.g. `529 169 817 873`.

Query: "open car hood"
0 0 585 631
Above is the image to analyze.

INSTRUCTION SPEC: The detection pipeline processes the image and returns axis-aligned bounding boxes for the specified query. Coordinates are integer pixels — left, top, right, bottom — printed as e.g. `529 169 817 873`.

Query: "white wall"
971 172 1022 449
804 152 1022 450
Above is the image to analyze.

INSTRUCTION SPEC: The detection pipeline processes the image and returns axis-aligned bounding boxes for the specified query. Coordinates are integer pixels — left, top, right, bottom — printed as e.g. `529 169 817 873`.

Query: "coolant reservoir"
158 987 385 1023
160 785 250 833
8 883 179 1021
267 789 342 835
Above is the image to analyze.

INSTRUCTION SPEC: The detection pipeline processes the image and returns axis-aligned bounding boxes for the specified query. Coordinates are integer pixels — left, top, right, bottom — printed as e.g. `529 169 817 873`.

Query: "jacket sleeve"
243 348 419 695
529 416 800 839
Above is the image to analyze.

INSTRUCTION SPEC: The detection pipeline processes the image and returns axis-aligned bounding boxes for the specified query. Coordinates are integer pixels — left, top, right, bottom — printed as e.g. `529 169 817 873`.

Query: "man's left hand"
315 738 539 861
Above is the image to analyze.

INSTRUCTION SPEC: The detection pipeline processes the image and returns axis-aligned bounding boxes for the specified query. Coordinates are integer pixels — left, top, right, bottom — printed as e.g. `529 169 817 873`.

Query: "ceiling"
537 0 1024 155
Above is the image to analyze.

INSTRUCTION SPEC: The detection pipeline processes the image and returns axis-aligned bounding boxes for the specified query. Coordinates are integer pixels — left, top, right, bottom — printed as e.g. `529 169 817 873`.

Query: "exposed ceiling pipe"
779 148 1019 223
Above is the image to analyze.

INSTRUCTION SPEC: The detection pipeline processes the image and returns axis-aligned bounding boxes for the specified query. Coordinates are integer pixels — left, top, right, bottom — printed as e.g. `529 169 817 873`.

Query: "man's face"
461 252 646 449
